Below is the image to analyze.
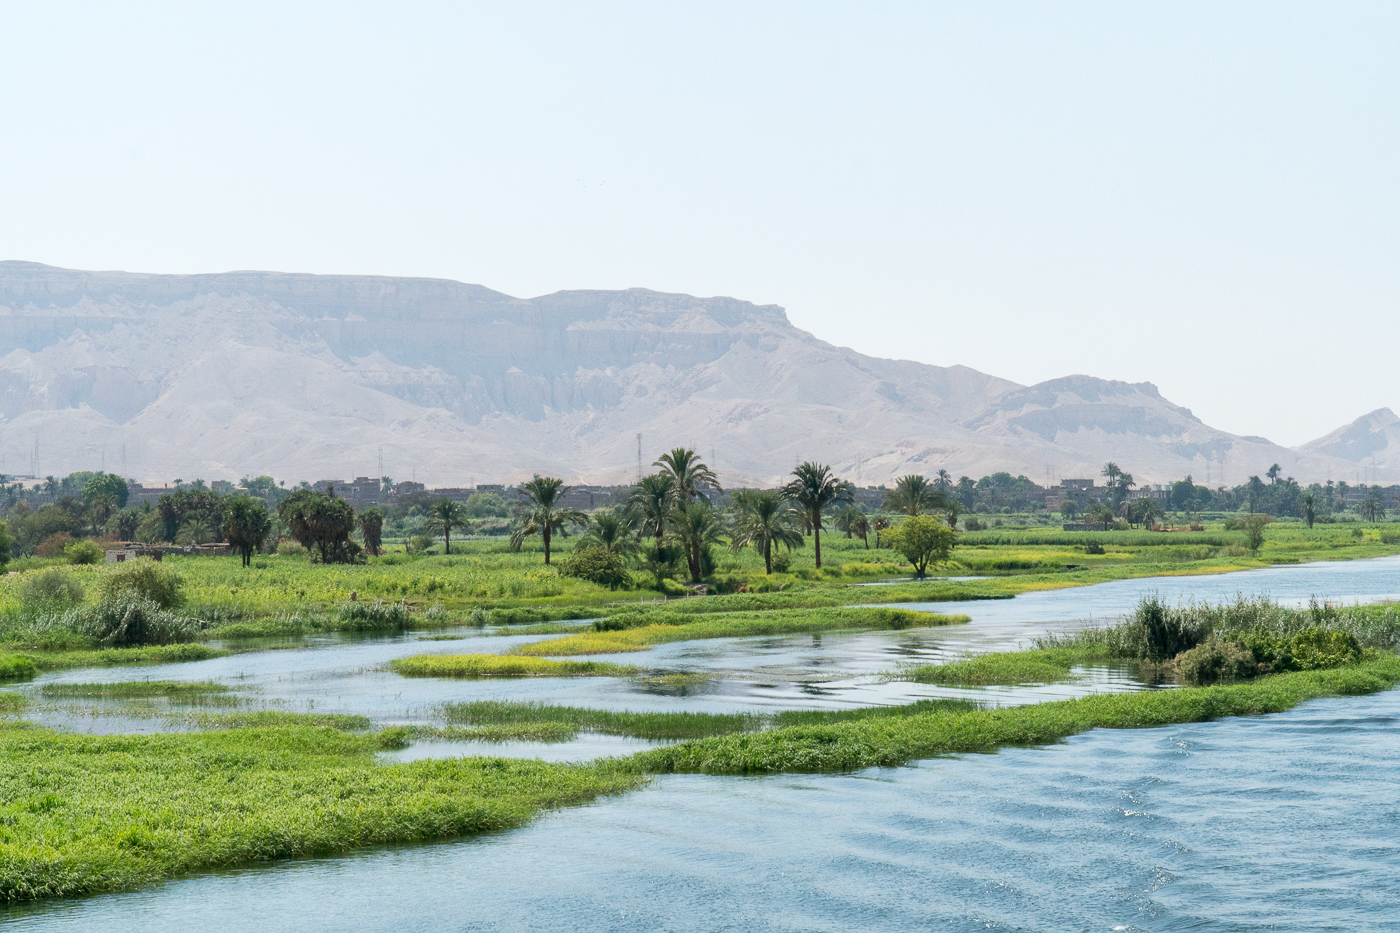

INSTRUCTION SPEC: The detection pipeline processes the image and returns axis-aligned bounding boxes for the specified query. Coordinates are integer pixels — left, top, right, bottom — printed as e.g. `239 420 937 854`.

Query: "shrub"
19 569 85 610
1175 638 1259 685
770 551 792 573
64 596 200 646
98 558 185 609
64 540 104 566
406 535 435 555
274 539 306 557
35 532 73 558
336 600 411 632
1083 541 1105 555
557 547 630 589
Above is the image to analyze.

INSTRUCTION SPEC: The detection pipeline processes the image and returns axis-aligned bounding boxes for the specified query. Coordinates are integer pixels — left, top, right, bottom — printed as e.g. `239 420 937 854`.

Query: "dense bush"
1243 627 1363 673
64 540 104 565
98 558 186 610
35 532 73 558
556 547 631 589
1175 638 1259 685
63 595 200 647
19 569 85 610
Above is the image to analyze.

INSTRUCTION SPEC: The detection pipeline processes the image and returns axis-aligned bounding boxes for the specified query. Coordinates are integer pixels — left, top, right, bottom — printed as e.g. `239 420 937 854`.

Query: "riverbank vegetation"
389 655 640 678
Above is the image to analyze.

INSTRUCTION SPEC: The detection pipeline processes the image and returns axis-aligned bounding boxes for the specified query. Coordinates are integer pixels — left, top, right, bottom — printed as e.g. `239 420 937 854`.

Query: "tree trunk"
444 529 450 555
764 539 772 574
543 525 552 564
813 520 822 569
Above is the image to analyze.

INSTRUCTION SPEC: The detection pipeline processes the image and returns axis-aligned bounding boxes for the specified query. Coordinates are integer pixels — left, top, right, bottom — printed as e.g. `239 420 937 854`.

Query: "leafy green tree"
1246 475 1266 513
158 488 224 543
509 476 585 565
278 489 357 563
107 507 144 542
1060 498 1080 522
222 496 272 567
358 507 385 556
883 514 956 578
1243 514 1272 553
882 474 946 516
556 547 631 589
784 462 853 569
429 499 468 554
1302 491 1316 529
629 473 675 549
730 489 804 573
654 448 720 503
0 518 14 569
463 492 511 518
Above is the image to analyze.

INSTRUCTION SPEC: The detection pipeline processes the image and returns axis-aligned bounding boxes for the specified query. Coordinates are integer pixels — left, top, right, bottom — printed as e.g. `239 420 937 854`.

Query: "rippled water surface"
6 556 1400 930
10 688 1398 932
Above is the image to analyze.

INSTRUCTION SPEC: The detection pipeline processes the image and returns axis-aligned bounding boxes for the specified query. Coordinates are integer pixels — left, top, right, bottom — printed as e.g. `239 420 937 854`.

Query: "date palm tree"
730 489 804 573
629 473 675 550
672 499 726 582
428 498 467 554
654 447 719 502
784 462 853 569
576 507 638 558
833 505 870 549
882 474 946 516
509 475 586 565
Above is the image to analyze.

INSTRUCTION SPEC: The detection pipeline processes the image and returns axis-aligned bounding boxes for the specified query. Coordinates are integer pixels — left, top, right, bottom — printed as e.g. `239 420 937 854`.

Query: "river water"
5 556 1400 930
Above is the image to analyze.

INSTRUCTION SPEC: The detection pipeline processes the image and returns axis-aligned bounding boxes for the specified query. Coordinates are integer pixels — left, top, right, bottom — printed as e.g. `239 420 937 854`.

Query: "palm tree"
730 489 804 573
882 474 946 516
429 498 467 554
784 462 853 569
833 505 870 549
509 476 586 565
654 447 719 502
1101 462 1122 486
576 507 638 558
672 499 727 582
629 473 675 550
935 469 952 493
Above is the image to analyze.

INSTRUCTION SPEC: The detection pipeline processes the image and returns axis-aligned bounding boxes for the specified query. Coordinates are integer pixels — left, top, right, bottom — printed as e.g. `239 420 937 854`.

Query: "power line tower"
636 434 643 484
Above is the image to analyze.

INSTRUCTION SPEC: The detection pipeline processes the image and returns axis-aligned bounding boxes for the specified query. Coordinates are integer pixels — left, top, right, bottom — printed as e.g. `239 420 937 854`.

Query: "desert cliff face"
0 261 1387 486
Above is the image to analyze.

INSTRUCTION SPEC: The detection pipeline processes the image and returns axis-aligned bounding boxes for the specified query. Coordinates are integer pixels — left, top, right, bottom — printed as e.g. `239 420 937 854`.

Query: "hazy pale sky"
1 2 1396 447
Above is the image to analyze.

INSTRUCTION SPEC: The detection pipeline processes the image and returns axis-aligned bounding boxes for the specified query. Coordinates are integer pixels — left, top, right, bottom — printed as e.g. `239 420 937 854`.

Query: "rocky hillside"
0 261 1382 486
1294 409 1400 480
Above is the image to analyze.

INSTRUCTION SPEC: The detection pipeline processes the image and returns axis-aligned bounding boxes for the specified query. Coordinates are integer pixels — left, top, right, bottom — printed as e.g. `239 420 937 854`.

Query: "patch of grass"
896 648 1107 686
392 723 580 743
180 711 374 731
635 655 1400 774
18 644 230 672
417 633 469 641
0 693 26 713
390 654 640 678
514 607 967 656
40 681 234 700
770 697 981 727
0 720 646 902
443 700 764 740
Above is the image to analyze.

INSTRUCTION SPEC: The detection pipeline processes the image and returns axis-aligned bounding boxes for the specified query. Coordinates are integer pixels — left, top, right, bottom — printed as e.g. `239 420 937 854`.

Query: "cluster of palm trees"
505 449 960 583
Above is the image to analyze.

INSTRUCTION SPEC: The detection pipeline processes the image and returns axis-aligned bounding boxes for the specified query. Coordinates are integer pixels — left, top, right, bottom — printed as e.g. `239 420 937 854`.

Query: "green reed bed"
0 719 646 903
0 693 26 713
392 722 581 744
390 654 640 678
634 655 1400 775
